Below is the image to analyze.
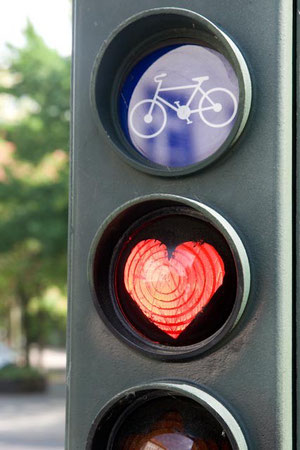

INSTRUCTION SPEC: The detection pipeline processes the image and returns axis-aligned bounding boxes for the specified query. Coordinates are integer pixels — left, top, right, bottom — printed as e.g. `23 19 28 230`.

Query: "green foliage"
28 287 67 347
0 22 70 357
0 364 44 381
0 22 70 163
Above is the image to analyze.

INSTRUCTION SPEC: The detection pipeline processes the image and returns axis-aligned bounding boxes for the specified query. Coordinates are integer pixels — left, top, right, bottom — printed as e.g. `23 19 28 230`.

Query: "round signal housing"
88 195 250 360
86 382 249 449
112 207 238 347
91 8 252 176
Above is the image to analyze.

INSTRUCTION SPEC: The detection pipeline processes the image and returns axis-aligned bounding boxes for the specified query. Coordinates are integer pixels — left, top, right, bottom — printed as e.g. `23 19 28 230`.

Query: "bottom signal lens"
87 384 249 449
109 394 232 449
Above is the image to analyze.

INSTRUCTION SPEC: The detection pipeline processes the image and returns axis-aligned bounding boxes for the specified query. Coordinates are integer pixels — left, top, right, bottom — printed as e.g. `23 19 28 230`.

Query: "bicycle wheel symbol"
129 99 167 139
199 88 238 128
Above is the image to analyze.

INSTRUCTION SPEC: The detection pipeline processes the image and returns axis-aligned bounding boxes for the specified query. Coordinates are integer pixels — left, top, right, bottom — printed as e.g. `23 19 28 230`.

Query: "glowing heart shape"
124 239 225 339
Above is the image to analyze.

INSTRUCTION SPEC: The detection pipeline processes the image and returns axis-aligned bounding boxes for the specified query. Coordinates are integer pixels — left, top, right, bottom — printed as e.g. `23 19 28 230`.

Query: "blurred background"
0 1 71 449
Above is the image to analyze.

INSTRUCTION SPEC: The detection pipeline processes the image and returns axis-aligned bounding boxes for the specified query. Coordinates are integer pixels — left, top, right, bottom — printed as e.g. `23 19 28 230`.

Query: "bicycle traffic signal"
67 2 293 449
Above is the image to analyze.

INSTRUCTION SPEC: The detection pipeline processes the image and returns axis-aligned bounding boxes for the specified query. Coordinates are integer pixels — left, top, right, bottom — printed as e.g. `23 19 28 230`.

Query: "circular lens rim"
90 7 252 176
109 206 239 347
85 381 249 450
88 194 251 360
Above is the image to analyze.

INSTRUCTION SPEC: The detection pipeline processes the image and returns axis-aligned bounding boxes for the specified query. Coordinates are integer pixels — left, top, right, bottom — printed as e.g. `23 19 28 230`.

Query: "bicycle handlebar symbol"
129 73 238 139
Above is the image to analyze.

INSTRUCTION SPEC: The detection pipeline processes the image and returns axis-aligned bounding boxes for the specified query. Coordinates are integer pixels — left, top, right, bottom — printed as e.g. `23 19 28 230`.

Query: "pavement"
0 381 66 450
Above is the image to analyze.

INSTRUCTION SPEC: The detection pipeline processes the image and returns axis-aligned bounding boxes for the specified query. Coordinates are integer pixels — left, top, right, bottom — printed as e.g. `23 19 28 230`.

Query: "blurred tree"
0 23 70 365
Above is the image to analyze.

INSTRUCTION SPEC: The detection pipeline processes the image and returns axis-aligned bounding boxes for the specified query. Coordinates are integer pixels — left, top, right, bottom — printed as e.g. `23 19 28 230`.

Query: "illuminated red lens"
124 239 225 339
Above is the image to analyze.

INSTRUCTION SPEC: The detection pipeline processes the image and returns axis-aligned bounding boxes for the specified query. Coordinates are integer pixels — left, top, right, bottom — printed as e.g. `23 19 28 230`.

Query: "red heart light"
124 239 225 339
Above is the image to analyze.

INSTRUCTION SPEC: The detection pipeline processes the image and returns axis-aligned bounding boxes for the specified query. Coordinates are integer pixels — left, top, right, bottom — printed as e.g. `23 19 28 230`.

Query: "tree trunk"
16 283 31 367
8 296 23 357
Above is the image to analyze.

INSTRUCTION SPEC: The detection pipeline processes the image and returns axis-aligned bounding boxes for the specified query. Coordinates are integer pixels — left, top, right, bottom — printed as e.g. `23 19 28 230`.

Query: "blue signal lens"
119 44 239 168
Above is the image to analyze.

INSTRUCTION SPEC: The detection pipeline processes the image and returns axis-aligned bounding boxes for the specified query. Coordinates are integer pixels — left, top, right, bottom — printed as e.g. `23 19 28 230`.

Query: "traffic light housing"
67 2 293 448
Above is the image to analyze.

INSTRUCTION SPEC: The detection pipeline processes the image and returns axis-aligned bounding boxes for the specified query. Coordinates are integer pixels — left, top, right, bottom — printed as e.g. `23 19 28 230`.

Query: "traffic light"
67 2 293 449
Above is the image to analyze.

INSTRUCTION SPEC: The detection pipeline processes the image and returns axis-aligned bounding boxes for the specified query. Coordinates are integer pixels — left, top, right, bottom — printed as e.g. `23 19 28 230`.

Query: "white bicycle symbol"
129 73 238 139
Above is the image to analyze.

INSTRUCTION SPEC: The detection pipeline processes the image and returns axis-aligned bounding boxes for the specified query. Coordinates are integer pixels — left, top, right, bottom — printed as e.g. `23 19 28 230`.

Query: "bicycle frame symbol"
129 73 238 139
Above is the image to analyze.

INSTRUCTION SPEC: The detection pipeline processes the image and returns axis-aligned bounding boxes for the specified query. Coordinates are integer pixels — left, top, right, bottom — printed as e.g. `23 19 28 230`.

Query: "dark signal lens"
111 207 237 347
124 239 225 339
108 394 233 450
88 384 248 449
